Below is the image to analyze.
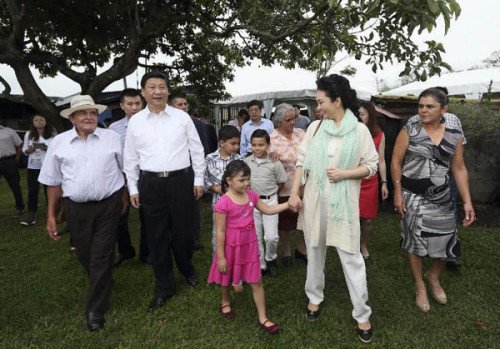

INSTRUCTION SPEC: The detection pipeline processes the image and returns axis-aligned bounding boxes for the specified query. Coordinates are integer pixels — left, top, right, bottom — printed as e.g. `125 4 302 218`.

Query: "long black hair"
28 114 55 141
316 74 359 113
221 160 251 193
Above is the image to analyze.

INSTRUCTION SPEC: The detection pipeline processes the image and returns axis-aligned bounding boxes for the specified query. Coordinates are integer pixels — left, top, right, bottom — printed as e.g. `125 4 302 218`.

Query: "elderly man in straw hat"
39 95 127 332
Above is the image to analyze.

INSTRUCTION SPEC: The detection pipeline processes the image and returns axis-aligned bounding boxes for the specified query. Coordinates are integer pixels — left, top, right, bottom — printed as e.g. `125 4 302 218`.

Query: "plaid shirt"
407 112 467 144
204 149 242 206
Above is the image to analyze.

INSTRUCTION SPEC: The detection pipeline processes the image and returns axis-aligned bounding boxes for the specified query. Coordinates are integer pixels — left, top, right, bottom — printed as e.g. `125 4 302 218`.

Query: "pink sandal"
259 319 279 334
220 304 235 319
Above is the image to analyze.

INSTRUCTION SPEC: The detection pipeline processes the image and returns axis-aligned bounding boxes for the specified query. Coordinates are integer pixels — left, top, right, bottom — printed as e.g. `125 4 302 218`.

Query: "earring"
440 115 446 124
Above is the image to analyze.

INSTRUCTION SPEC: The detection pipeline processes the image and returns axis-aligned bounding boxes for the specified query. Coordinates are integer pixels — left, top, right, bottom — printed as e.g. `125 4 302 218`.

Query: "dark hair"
250 129 270 144
28 114 55 141
170 95 187 104
316 74 359 112
218 125 240 141
221 160 251 193
120 88 141 103
434 86 450 104
247 100 262 110
359 101 381 137
418 88 448 107
238 109 249 121
140 71 168 89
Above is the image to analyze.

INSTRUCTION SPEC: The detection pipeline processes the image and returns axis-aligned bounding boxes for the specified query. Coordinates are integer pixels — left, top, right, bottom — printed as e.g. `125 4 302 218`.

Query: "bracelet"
381 180 387 184
393 180 401 184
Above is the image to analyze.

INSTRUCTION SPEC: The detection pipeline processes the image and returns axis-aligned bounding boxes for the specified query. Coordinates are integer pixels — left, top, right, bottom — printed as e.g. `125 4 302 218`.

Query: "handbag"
298 119 323 198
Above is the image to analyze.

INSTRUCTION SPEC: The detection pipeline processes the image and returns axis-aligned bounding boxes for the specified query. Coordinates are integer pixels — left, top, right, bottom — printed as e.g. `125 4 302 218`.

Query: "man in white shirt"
240 100 274 157
124 71 205 313
39 95 127 332
0 121 24 215
109 89 150 266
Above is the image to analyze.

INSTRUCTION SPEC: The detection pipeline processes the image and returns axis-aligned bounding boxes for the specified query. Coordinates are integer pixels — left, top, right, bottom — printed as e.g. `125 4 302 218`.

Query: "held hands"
217 258 228 273
288 193 302 212
462 202 475 227
394 192 406 219
327 167 347 183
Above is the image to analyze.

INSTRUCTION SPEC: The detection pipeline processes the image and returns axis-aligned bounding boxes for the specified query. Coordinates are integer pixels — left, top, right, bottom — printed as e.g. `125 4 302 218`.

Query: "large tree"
0 0 460 128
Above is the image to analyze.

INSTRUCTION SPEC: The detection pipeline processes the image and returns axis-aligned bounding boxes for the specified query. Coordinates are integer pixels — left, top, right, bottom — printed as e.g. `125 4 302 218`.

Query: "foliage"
0 0 461 128
1 171 499 347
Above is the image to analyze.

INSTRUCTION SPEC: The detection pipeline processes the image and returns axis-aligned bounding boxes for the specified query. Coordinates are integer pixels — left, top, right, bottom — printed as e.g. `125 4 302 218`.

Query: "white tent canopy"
383 67 500 99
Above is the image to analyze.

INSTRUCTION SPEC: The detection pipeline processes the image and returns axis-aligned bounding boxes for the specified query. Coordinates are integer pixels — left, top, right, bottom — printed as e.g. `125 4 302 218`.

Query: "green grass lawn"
1 169 499 348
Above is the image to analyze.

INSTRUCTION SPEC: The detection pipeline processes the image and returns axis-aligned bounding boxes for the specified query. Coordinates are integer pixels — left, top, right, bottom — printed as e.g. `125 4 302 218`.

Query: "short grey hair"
274 103 295 126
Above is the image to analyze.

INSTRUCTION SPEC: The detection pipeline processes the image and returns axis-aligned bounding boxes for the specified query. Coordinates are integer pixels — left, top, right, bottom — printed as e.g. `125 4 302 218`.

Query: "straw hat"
60 95 107 119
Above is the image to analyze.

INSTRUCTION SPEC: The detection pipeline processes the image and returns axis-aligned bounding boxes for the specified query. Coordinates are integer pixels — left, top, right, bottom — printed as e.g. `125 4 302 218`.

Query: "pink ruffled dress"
207 190 261 286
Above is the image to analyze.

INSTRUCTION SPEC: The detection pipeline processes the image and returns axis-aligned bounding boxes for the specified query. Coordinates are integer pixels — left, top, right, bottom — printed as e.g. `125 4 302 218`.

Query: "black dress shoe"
193 240 204 251
306 306 320 320
139 255 151 265
295 249 307 262
282 256 293 267
86 312 105 332
185 273 199 287
147 297 167 313
357 326 373 343
267 259 278 278
114 253 135 267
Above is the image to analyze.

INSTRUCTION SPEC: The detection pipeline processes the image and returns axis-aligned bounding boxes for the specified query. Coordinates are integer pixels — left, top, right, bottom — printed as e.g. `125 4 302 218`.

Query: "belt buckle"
159 171 169 178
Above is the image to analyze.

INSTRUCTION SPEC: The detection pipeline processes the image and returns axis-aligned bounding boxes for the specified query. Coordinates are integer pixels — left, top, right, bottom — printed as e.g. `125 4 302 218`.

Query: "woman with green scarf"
288 75 378 344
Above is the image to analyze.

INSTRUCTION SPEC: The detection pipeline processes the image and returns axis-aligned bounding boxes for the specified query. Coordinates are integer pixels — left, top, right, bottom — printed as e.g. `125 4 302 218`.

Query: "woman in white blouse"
288 75 378 343
21 114 56 225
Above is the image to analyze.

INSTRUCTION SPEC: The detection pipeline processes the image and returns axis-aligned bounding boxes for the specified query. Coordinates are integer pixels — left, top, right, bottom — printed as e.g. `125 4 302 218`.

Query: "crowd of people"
0 71 476 343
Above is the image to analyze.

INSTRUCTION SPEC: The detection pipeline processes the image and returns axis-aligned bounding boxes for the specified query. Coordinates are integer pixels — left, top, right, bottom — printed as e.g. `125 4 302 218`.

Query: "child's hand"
218 258 228 273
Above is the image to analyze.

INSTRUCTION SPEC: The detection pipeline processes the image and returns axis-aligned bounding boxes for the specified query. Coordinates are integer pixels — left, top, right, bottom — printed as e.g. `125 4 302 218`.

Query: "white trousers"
304 199 372 323
253 194 279 269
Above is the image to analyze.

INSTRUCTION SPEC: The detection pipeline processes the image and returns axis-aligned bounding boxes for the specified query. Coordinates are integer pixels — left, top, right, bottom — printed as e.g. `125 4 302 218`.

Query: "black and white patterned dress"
400 118 462 258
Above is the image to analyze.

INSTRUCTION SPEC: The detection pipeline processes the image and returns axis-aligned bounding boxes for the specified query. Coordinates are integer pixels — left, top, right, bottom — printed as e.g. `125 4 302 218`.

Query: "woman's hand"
268 151 280 162
462 202 475 227
217 258 228 273
327 167 347 183
381 182 389 200
394 192 406 219
288 193 302 212
25 146 35 155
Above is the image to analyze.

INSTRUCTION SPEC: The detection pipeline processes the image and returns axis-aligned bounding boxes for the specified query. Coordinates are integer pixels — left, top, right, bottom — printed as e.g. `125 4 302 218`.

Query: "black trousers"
0 158 24 210
116 199 149 258
64 190 122 314
139 170 195 298
27 168 46 213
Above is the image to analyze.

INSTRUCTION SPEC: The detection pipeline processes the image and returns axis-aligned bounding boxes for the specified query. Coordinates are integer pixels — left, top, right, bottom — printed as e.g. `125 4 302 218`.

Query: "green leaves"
427 0 439 14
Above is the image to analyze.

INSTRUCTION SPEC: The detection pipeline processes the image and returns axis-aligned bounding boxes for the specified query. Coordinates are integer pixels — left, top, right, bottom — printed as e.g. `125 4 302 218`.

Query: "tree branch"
0 75 12 95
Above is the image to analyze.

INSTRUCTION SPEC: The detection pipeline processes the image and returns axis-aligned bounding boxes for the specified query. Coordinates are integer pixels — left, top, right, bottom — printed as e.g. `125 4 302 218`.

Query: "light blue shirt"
240 118 274 157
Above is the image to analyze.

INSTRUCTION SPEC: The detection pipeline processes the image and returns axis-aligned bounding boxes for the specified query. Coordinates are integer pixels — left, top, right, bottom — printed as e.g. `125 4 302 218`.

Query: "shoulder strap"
312 119 323 137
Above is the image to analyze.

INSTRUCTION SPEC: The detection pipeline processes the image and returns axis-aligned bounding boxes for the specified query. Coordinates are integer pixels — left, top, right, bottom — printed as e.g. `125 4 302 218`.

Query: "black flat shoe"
147 297 167 313
86 312 105 332
357 326 373 343
295 249 307 262
267 260 278 278
306 305 320 320
185 273 199 287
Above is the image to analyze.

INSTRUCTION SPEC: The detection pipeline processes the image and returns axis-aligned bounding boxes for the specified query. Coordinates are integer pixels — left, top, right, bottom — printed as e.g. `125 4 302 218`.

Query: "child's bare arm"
215 212 228 273
256 199 289 215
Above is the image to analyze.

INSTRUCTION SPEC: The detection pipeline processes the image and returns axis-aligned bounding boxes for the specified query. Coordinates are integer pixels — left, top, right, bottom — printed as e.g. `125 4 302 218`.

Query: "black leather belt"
259 194 276 200
141 168 188 178
0 155 16 161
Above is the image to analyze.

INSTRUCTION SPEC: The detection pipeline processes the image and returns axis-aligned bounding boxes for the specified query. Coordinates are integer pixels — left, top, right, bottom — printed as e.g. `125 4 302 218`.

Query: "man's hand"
194 186 204 200
130 194 141 208
47 216 61 241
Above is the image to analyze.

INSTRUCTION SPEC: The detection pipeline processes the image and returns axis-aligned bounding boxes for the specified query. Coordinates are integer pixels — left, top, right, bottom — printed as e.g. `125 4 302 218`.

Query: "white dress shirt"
108 116 128 149
0 125 22 158
22 132 55 169
123 105 206 195
38 127 125 203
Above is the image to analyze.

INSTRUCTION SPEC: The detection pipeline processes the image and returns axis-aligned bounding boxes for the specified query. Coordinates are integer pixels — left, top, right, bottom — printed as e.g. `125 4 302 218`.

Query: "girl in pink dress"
208 160 289 334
